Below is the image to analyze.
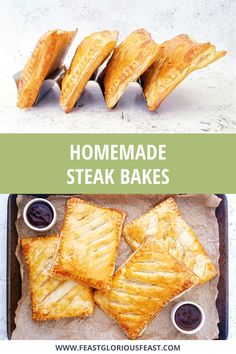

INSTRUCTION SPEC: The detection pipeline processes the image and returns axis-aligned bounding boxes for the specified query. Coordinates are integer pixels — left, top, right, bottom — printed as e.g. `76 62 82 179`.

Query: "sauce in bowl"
23 198 57 231
174 303 202 331
26 201 54 229
171 301 205 334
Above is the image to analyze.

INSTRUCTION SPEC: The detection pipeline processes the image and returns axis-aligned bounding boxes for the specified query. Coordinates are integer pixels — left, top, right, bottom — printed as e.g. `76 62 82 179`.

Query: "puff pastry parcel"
142 34 226 111
60 30 118 113
21 235 94 321
17 29 77 109
51 198 126 290
123 197 217 284
95 236 198 339
103 29 160 109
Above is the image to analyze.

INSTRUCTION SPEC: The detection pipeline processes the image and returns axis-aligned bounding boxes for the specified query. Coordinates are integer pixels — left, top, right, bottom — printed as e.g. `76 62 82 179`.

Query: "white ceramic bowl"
171 301 205 335
23 198 57 232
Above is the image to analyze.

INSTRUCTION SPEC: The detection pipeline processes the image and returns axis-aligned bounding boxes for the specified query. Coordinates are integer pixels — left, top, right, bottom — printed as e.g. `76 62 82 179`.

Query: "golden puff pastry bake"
123 197 217 285
94 236 198 339
142 34 226 111
21 235 94 321
60 30 118 113
103 29 160 109
17 29 77 109
51 198 126 290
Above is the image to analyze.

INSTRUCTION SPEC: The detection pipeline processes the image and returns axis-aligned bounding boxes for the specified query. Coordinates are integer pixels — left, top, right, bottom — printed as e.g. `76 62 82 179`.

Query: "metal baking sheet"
6 194 228 340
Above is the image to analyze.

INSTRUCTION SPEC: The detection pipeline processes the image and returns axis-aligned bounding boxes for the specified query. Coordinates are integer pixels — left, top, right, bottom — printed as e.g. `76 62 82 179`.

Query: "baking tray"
6 194 228 340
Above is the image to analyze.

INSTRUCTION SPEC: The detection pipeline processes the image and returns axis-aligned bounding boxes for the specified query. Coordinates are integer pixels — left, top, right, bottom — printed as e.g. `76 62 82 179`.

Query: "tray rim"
6 193 228 340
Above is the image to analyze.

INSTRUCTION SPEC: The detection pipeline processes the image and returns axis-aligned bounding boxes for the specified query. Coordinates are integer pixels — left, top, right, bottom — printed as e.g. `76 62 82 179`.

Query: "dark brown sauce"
174 304 202 331
26 201 53 228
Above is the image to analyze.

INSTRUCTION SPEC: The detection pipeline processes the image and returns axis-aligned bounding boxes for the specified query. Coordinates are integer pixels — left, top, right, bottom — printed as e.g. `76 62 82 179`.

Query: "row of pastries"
21 197 217 339
17 29 226 112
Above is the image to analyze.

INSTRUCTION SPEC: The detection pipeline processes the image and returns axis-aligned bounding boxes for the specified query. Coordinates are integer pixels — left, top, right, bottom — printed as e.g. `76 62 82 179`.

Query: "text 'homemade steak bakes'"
66 168 170 185
69 144 167 161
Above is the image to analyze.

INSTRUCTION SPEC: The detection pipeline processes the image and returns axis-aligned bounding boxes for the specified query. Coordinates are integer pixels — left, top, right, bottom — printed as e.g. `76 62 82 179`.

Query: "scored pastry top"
142 34 227 111
95 235 198 339
60 30 118 113
21 235 94 321
51 197 126 290
103 28 160 109
17 29 77 109
123 197 217 284
16 30 226 112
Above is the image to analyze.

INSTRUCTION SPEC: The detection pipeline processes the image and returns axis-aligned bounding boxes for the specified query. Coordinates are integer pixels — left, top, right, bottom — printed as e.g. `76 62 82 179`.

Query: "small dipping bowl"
171 301 205 335
23 198 57 232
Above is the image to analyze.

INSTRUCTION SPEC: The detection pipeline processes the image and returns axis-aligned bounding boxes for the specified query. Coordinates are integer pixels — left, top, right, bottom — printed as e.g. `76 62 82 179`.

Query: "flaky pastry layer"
60 30 118 113
142 34 226 111
95 236 198 339
17 29 77 109
123 197 217 284
103 29 160 109
21 235 94 321
51 198 126 290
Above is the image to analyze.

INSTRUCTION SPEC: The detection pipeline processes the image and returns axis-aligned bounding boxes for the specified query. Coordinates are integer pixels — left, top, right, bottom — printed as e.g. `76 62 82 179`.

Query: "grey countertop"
0 194 235 340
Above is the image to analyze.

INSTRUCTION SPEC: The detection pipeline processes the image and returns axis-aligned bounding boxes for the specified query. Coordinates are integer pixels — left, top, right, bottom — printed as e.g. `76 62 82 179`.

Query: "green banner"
0 134 235 193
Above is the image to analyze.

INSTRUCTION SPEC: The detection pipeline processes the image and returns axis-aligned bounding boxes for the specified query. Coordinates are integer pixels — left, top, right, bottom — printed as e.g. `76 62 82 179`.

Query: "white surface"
0 0 235 133
0 194 235 340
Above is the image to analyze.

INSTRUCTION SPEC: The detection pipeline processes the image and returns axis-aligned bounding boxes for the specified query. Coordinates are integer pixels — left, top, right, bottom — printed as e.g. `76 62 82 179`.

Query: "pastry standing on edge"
103 29 160 109
21 235 94 321
51 198 126 290
60 30 118 113
123 197 218 284
142 34 226 111
17 29 77 110
94 236 198 339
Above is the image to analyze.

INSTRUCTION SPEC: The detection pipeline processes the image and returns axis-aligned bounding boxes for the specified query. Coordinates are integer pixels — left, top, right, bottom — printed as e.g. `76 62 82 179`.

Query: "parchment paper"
12 194 221 340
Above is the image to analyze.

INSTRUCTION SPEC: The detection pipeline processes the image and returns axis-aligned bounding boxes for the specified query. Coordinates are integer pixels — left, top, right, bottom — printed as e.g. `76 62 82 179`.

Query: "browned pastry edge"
51 197 126 290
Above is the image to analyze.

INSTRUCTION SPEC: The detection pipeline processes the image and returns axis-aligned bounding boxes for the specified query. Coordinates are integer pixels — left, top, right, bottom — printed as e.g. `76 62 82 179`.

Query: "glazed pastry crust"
123 197 217 284
51 198 126 290
60 30 118 113
17 29 77 109
103 29 160 109
21 235 94 321
94 236 198 339
142 34 226 111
